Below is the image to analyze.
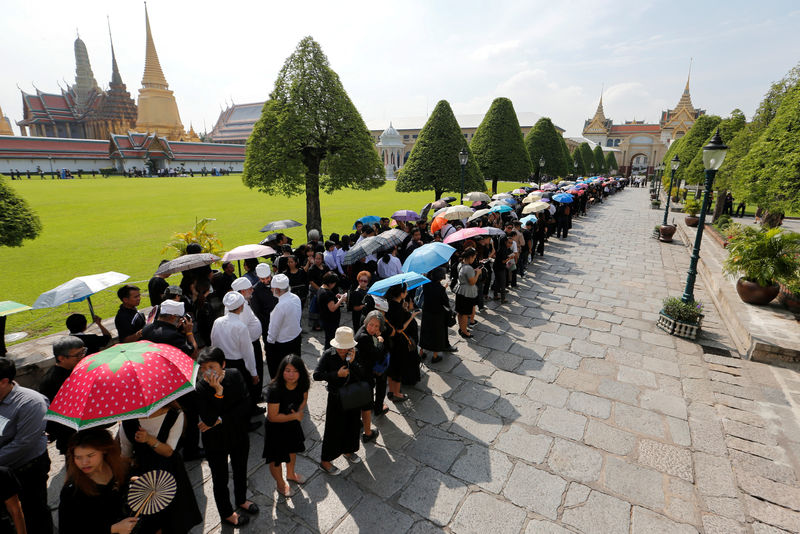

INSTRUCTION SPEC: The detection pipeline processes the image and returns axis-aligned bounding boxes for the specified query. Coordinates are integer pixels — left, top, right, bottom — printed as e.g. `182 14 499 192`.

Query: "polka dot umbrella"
45 341 198 430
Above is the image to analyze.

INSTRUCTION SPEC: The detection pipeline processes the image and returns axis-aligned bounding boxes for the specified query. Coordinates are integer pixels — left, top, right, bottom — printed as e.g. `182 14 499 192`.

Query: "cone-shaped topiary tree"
244 36 384 234
605 151 618 173
670 114 721 186
396 100 485 200
0 175 42 247
470 97 530 194
593 145 607 174
572 147 586 176
579 143 596 175
524 118 565 184
559 135 573 177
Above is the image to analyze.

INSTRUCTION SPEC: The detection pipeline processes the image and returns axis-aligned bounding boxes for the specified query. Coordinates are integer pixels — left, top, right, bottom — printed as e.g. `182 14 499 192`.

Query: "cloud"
470 40 521 61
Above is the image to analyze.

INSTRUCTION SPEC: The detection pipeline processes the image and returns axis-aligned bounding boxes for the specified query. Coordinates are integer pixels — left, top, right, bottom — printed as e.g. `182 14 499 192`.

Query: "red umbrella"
45 342 198 430
431 216 448 233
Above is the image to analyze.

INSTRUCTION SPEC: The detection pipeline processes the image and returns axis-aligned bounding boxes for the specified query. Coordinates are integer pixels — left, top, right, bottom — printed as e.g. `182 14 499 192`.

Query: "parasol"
402 243 455 274
463 192 491 202
492 193 513 200
391 209 420 222
468 208 491 222
155 254 220 277
378 229 409 248
523 201 550 214
430 216 448 234
259 219 302 233
32 271 130 318
441 205 473 221
443 227 489 244
489 204 512 214
367 272 429 296
342 236 389 265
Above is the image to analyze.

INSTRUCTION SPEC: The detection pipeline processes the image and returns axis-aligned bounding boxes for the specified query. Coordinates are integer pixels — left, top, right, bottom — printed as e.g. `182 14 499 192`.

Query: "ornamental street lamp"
573 160 578 179
538 156 545 182
662 155 680 226
458 148 468 205
681 129 728 304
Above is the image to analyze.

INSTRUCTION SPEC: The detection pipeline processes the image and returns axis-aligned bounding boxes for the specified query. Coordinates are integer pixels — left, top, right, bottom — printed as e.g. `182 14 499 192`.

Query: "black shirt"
196 369 249 449
265 383 305 415
114 305 145 342
250 281 278 335
287 269 309 299
58 479 127 534
73 333 110 355
38 365 70 402
148 276 169 307
317 288 340 324
141 320 193 355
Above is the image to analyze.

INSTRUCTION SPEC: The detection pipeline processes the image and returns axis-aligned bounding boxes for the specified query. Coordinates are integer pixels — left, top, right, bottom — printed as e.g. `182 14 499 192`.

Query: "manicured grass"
3 175 527 344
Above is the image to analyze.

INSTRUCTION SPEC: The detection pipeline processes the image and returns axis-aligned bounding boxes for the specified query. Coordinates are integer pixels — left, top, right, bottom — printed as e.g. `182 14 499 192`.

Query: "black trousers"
206 439 249 519
177 391 201 456
266 334 302 379
556 217 569 238
321 319 338 350
14 453 53 534
373 373 387 414
251 340 264 406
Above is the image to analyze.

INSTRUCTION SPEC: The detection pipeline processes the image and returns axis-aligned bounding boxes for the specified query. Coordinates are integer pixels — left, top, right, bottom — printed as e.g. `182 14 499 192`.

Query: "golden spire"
0 104 14 136
593 84 606 121
142 2 168 89
675 59 695 111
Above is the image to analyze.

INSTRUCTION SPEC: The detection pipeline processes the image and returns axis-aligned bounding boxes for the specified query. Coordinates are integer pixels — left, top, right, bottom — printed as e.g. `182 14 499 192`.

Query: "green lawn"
3 175 527 344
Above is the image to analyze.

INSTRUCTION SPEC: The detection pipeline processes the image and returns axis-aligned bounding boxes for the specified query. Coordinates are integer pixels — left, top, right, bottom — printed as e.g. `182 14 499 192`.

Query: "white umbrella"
529 182 540 188
488 200 506 207
32 271 130 317
522 201 550 214
442 205 473 221
468 208 491 222
222 244 276 261
523 192 543 204
432 207 449 219
463 191 491 202
492 193 513 200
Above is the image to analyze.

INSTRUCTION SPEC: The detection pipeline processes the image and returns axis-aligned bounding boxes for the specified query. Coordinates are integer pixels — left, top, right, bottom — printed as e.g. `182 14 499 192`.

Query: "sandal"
238 502 260 514
344 453 362 464
362 428 380 443
222 513 250 528
277 484 295 498
287 473 306 485
387 392 408 403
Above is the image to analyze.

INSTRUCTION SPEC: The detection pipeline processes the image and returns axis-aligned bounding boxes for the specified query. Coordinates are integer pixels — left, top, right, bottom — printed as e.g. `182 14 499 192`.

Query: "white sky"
2 0 799 137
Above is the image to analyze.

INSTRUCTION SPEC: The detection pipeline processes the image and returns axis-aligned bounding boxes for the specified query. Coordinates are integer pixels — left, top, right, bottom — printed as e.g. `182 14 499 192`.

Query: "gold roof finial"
141 2 169 89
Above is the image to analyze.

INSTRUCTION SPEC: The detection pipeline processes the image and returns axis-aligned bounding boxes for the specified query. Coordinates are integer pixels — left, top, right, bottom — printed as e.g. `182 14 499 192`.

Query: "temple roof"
609 124 661 134
111 131 245 160
0 135 108 159
208 102 264 142
141 4 169 89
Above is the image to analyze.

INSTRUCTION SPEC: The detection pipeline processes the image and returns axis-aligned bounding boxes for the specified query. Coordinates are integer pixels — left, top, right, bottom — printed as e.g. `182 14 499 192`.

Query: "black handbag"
339 379 372 411
446 309 457 327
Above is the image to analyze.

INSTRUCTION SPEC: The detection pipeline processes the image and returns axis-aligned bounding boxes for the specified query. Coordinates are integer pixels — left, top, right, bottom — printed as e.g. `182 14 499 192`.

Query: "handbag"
339 377 373 411
447 310 457 327
373 352 391 374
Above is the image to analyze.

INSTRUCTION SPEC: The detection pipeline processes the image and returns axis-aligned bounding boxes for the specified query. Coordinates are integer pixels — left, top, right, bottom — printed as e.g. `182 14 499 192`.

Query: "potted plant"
658 224 676 242
657 297 704 339
683 197 700 227
651 199 661 209
723 227 800 305
778 277 800 314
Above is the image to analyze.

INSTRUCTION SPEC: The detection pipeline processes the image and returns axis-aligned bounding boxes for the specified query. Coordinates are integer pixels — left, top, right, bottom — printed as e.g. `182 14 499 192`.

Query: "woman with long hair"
384 284 421 401
59 428 136 534
454 248 482 338
286 255 309 311
263 354 311 497
354 310 390 442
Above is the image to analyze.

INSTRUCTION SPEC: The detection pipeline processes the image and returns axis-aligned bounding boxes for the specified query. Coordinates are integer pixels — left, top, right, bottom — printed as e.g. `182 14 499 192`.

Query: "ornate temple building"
582 71 705 176
0 105 13 136
208 102 263 144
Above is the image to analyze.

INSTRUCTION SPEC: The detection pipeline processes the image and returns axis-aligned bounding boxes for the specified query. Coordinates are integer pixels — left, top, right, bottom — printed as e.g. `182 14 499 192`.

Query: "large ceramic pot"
685 215 699 227
777 283 800 313
659 224 677 242
736 278 780 305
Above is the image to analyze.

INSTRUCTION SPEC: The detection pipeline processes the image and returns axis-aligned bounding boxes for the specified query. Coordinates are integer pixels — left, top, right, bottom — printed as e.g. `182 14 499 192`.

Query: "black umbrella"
259 219 302 233
440 196 457 203
419 203 432 221
155 253 220 276
342 236 389 265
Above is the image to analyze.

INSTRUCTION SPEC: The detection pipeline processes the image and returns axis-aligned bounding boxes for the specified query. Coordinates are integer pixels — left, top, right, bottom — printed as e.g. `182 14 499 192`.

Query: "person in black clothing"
555 202 571 238
147 262 170 307
251 263 279 377
196 348 258 528
220 261 237 292
419 267 456 363
493 237 512 303
313 327 364 475
347 270 372 330
317 272 347 349
307 252 328 331
515 221 531 276
141 300 197 358
39 336 86 454
58 428 137 534
263 354 310 497
114 285 145 343
354 311 390 441
65 313 111 355
384 284 421 401
0 467 26 534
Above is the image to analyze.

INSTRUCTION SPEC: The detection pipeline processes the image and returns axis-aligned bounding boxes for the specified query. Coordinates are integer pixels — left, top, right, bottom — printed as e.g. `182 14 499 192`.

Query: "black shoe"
441 345 458 353
239 503 260 515
458 330 473 339
223 513 249 528
374 406 390 416
362 429 379 443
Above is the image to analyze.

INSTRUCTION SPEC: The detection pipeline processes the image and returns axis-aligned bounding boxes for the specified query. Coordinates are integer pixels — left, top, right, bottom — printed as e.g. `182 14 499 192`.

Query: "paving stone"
486 369 531 394
524 519 575 534
398 467 469 527
451 360 496 383
332 493 415 534
525 380 569 407
537 332 573 348
641 331 676 348
399 394 459 425
728 450 797 485
502 463 567 520
557 324 591 340
567 391 612 418
714 392 758 411
589 330 621 346
547 438 604 483
688 417 727 455
492 393 543 426
744 494 800 533
614 402 666 438
450 443 513 493
580 318 613 331
607 346 644 368
611 323 641 339
596 311 625 324
666 496 700 525
404 425 466 473
723 418 778 446
517 359 561 383
752 522 794 534
637 439 693 481
349 447 419 498
631 506 698 534
537 406 587 441
451 407 503 444
726 436 784 462
584 420 635 455
735 470 800 511
597 378 640 404
704 496 746 522
564 482 591 506
694 452 738 497
284 473 363 533
451 381 501 411
450 492 527 534
618 365 658 388
667 416 692 446
640 390 687 419
484 350 524 372
603 456 665 510
556 368 602 393
495 424 552 463
551 312 581 326
580 358 617 377
561 490 631 534
547 349 583 369
570 339 607 358
478 332 515 352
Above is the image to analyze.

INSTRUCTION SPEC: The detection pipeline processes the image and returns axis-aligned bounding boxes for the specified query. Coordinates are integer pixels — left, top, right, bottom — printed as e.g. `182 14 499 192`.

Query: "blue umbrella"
552 193 574 203
520 214 538 226
368 272 429 296
489 204 512 214
402 242 455 274
501 197 517 205
353 215 381 229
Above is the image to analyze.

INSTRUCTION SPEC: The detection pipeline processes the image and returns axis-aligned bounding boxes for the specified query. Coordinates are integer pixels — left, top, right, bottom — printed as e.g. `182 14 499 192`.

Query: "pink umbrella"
222 244 277 276
444 227 490 244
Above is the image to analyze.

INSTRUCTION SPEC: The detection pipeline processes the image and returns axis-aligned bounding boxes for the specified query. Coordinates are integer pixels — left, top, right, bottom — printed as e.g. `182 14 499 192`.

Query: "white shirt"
119 411 185 458
211 313 257 376
231 301 262 341
441 224 456 239
268 291 302 344
324 250 344 275
377 255 402 279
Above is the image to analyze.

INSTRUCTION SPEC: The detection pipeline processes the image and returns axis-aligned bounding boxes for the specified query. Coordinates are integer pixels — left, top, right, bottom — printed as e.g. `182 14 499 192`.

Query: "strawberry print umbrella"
45 341 198 430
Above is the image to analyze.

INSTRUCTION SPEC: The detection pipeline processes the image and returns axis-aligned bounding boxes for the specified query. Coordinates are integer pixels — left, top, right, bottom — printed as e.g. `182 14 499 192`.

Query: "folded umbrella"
391 209 420 222
155 254 220 277
259 219 302 233
342 236 389 265
468 208 491 222
463 192 491 202
419 203 433 221
367 272 430 297
442 205 474 221
402 242 455 273
443 227 489 244
523 201 550 214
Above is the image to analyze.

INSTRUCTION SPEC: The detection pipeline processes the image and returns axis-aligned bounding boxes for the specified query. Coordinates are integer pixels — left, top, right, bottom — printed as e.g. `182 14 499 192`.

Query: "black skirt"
263 420 306 466
455 294 476 315
419 309 449 351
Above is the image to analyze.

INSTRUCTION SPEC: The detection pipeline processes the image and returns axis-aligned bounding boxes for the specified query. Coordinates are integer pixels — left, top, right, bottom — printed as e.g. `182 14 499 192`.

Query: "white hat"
272 274 290 290
255 263 272 278
231 277 252 291
223 291 245 311
330 326 356 349
160 300 185 316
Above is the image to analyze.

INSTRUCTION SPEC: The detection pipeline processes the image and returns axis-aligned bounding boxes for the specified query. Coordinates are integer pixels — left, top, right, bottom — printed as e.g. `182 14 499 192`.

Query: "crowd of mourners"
0 178 627 533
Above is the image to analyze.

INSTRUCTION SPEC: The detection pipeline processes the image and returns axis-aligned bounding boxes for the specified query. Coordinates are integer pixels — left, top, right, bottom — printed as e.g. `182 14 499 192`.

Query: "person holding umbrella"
419 267 457 363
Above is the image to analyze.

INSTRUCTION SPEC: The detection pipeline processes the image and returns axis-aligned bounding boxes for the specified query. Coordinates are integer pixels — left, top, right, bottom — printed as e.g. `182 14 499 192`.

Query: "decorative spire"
675 58 695 111
0 104 14 136
108 17 123 86
73 31 100 111
592 84 606 123
141 2 169 89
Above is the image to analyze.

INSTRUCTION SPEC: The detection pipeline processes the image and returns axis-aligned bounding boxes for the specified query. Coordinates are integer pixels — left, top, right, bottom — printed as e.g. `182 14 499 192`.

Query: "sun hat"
160 300 184 316
330 326 356 350
231 277 252 291
223 291 245 311
271 274 290 290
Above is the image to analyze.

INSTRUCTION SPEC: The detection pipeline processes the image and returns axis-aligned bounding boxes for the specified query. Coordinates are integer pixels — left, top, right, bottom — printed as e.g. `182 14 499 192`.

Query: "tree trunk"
761 210 783 229
492 178 498 195
434 188 443 202
712 188 727 222
305 159 322 235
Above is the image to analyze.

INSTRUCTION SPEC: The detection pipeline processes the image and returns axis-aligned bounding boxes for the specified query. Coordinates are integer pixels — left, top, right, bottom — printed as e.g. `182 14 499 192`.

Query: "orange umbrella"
431 216 448 233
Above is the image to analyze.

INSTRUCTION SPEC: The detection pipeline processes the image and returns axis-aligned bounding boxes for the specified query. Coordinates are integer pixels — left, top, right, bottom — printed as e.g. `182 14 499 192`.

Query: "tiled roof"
609 124 661 134
0 135 108 159
208 102 263 143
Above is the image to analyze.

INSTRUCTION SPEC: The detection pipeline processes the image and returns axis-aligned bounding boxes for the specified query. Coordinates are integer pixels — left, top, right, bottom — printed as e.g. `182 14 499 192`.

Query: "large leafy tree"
524 118 564 184
559 136 572 177
669 114 722 186
579 143 596 175
470 98 530 194
243 36 384 234
0 176 42 247
592 145 607 174
572 147 586 176
684 110 745 186
396 100 485 200
661 137 684 194
605 151 618 172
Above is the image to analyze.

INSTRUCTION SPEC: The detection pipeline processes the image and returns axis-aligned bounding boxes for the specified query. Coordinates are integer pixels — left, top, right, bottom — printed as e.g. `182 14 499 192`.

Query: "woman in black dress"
308 252 329 331
263 354 311 497
59 428 136 534
286 256 309 311
313 327 365 475
354 311 390 442
384 283 421 401
317 272 347 349
419 267 456 363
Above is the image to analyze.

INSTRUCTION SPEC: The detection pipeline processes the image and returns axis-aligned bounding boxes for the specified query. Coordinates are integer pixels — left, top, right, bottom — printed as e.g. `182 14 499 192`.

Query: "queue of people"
0 178 627 533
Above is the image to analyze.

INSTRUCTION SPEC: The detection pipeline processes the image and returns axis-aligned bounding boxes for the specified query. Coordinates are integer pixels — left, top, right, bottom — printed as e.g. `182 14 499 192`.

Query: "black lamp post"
573 160 578 179
662 155 680 226
681 129 728 304
538 156 545 182
458 148 468 205
590 163 595 176
656 164 664 196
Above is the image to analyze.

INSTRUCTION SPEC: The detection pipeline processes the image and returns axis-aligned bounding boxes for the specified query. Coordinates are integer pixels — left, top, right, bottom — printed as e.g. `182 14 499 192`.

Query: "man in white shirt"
265 274 302 379
324 240 345 275
230 277 264 413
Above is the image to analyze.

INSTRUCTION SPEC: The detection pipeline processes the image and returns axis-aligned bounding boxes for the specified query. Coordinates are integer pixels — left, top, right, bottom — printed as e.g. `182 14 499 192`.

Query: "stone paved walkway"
45 188 800 533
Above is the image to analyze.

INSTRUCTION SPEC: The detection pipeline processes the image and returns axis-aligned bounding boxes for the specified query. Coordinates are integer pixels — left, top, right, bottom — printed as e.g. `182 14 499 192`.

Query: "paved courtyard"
46 188 800 533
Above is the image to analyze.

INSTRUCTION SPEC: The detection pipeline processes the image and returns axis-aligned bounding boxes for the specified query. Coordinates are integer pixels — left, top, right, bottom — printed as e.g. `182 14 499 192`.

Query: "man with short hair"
39 336 86 454
114 285 145 343
265 274 302 379
0 359 52 534
65 313 111 355
324 240 345 276
220 261 237 290
148 261 171 307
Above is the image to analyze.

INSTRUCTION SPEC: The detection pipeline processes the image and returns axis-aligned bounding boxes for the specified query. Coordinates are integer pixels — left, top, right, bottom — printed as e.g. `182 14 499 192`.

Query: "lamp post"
458 148 468 205
538 156 545 182
681 130 728 304
661 155 680 226
573 160 578 179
